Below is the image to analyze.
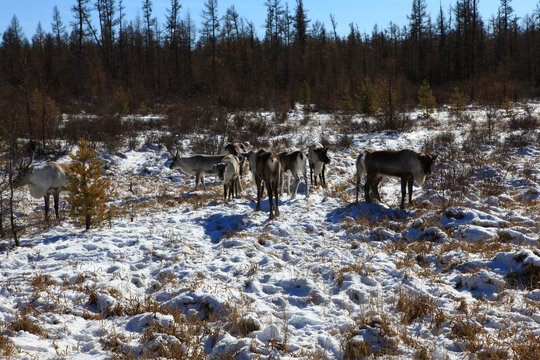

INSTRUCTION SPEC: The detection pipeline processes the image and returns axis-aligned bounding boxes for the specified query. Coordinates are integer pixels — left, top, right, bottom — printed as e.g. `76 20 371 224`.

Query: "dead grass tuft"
506 262 540 290
7 312 47 338
396 290 434 325
509 329 540 359
450 316 484 352
0 333 18 357
31 273 55 290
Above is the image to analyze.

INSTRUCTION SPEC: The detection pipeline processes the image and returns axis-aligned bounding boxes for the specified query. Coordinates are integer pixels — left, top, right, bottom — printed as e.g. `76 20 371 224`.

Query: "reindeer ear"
431 154 438 161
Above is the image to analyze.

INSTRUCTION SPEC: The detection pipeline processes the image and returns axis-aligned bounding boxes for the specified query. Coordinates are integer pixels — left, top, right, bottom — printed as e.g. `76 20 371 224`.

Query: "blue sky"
0 0 537 39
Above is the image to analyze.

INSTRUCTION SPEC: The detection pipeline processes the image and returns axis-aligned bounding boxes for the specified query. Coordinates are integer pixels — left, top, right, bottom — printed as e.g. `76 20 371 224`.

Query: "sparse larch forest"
0 0 539 122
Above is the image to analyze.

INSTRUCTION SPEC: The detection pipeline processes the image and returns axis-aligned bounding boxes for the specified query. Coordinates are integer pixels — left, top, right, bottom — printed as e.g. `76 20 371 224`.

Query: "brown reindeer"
12 155 71 222
247 149 281 219
356 149 436 209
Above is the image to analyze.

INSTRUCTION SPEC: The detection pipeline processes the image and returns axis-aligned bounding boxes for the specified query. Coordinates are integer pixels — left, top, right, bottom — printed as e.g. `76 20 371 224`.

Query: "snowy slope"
1 104 539 359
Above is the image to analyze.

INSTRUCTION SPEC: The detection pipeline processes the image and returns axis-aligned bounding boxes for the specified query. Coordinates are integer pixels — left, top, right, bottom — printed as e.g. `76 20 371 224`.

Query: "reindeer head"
417 154 437 175
169 148 181 170
317 147 331 164
213 162 227 180
12 154 35 188
224 143 239 157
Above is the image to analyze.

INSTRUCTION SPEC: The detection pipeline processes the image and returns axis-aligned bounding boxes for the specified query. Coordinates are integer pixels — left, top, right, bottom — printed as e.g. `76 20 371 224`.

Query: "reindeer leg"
322 164 326 188
356 173 360 204
364 175 373 203
44 195 50 224
255 179 262 211
372 177 382 202
309 162 314 185
400 176 407 210
286 174 291 196
201 174 207 191
237 176 243 193
304 168 309 198
408 176 414 206
223 183 227 203
194 173 200 191
53 191 60 219
274 182 280 217
267 181 274 219
292 174 300 199
279 172 284 197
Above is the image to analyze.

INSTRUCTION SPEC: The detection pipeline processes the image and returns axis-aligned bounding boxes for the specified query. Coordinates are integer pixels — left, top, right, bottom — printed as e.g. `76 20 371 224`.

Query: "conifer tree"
418 79 436 119
357 76 375 116
449 86 466 118
299 80 311 106
66 139 115 231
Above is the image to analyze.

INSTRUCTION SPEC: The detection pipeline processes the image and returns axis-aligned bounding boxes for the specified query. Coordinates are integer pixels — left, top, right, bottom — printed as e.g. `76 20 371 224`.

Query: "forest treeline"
0 0 539 117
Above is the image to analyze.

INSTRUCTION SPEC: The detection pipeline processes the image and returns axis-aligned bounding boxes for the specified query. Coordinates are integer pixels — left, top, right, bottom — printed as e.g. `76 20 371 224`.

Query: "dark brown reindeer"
308 143 330 187
12 154 72 222
356 149 437 209
247 149 281 219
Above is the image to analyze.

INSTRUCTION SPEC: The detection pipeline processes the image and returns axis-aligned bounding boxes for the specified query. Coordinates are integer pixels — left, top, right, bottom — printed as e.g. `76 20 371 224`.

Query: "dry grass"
6 312 47 338
506 262 540 290
0 333 18 357
508 329 540 359
450 316 484 352
395 290 435 325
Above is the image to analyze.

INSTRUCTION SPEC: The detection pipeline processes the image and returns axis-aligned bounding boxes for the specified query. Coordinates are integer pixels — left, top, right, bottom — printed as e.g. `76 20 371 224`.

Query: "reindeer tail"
356 151 368 178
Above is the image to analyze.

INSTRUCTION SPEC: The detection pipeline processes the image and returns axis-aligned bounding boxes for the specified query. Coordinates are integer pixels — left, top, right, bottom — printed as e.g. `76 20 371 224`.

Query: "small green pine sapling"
418 79 436 119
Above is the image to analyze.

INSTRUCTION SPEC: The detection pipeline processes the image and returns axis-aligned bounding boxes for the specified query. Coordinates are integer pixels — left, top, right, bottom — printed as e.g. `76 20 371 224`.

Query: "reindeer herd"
168 142 436 219
13 141 437 223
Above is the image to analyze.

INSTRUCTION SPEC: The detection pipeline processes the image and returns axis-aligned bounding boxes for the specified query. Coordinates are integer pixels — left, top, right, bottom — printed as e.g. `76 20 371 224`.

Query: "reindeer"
220 142 249 178
356 149 437 209
169 150 225 191
213 155 242 203
247 149 281 219
308 143 331 187
12 154 71 222
278 150 309 199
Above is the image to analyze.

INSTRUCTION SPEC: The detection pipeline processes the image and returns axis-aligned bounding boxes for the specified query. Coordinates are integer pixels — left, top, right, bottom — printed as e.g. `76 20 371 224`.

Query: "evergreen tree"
449 86 467 118
66 139 115 231
357 76 375 116
299 80 311 105
418 79 436 118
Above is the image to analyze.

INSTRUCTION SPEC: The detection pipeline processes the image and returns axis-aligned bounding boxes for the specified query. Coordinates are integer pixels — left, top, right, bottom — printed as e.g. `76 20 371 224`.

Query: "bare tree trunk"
8 160 18 246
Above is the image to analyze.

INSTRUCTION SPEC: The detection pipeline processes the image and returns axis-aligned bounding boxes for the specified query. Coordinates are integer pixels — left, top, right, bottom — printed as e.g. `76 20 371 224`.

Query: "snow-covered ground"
1 104 539 359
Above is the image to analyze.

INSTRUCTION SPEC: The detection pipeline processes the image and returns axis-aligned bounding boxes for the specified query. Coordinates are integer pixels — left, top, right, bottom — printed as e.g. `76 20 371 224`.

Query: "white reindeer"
13 155 71 221
169 150 225 191
213 154 242 203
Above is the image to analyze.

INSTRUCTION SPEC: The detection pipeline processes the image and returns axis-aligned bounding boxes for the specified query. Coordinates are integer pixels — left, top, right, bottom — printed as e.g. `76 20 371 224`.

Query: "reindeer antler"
19 152 34 170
